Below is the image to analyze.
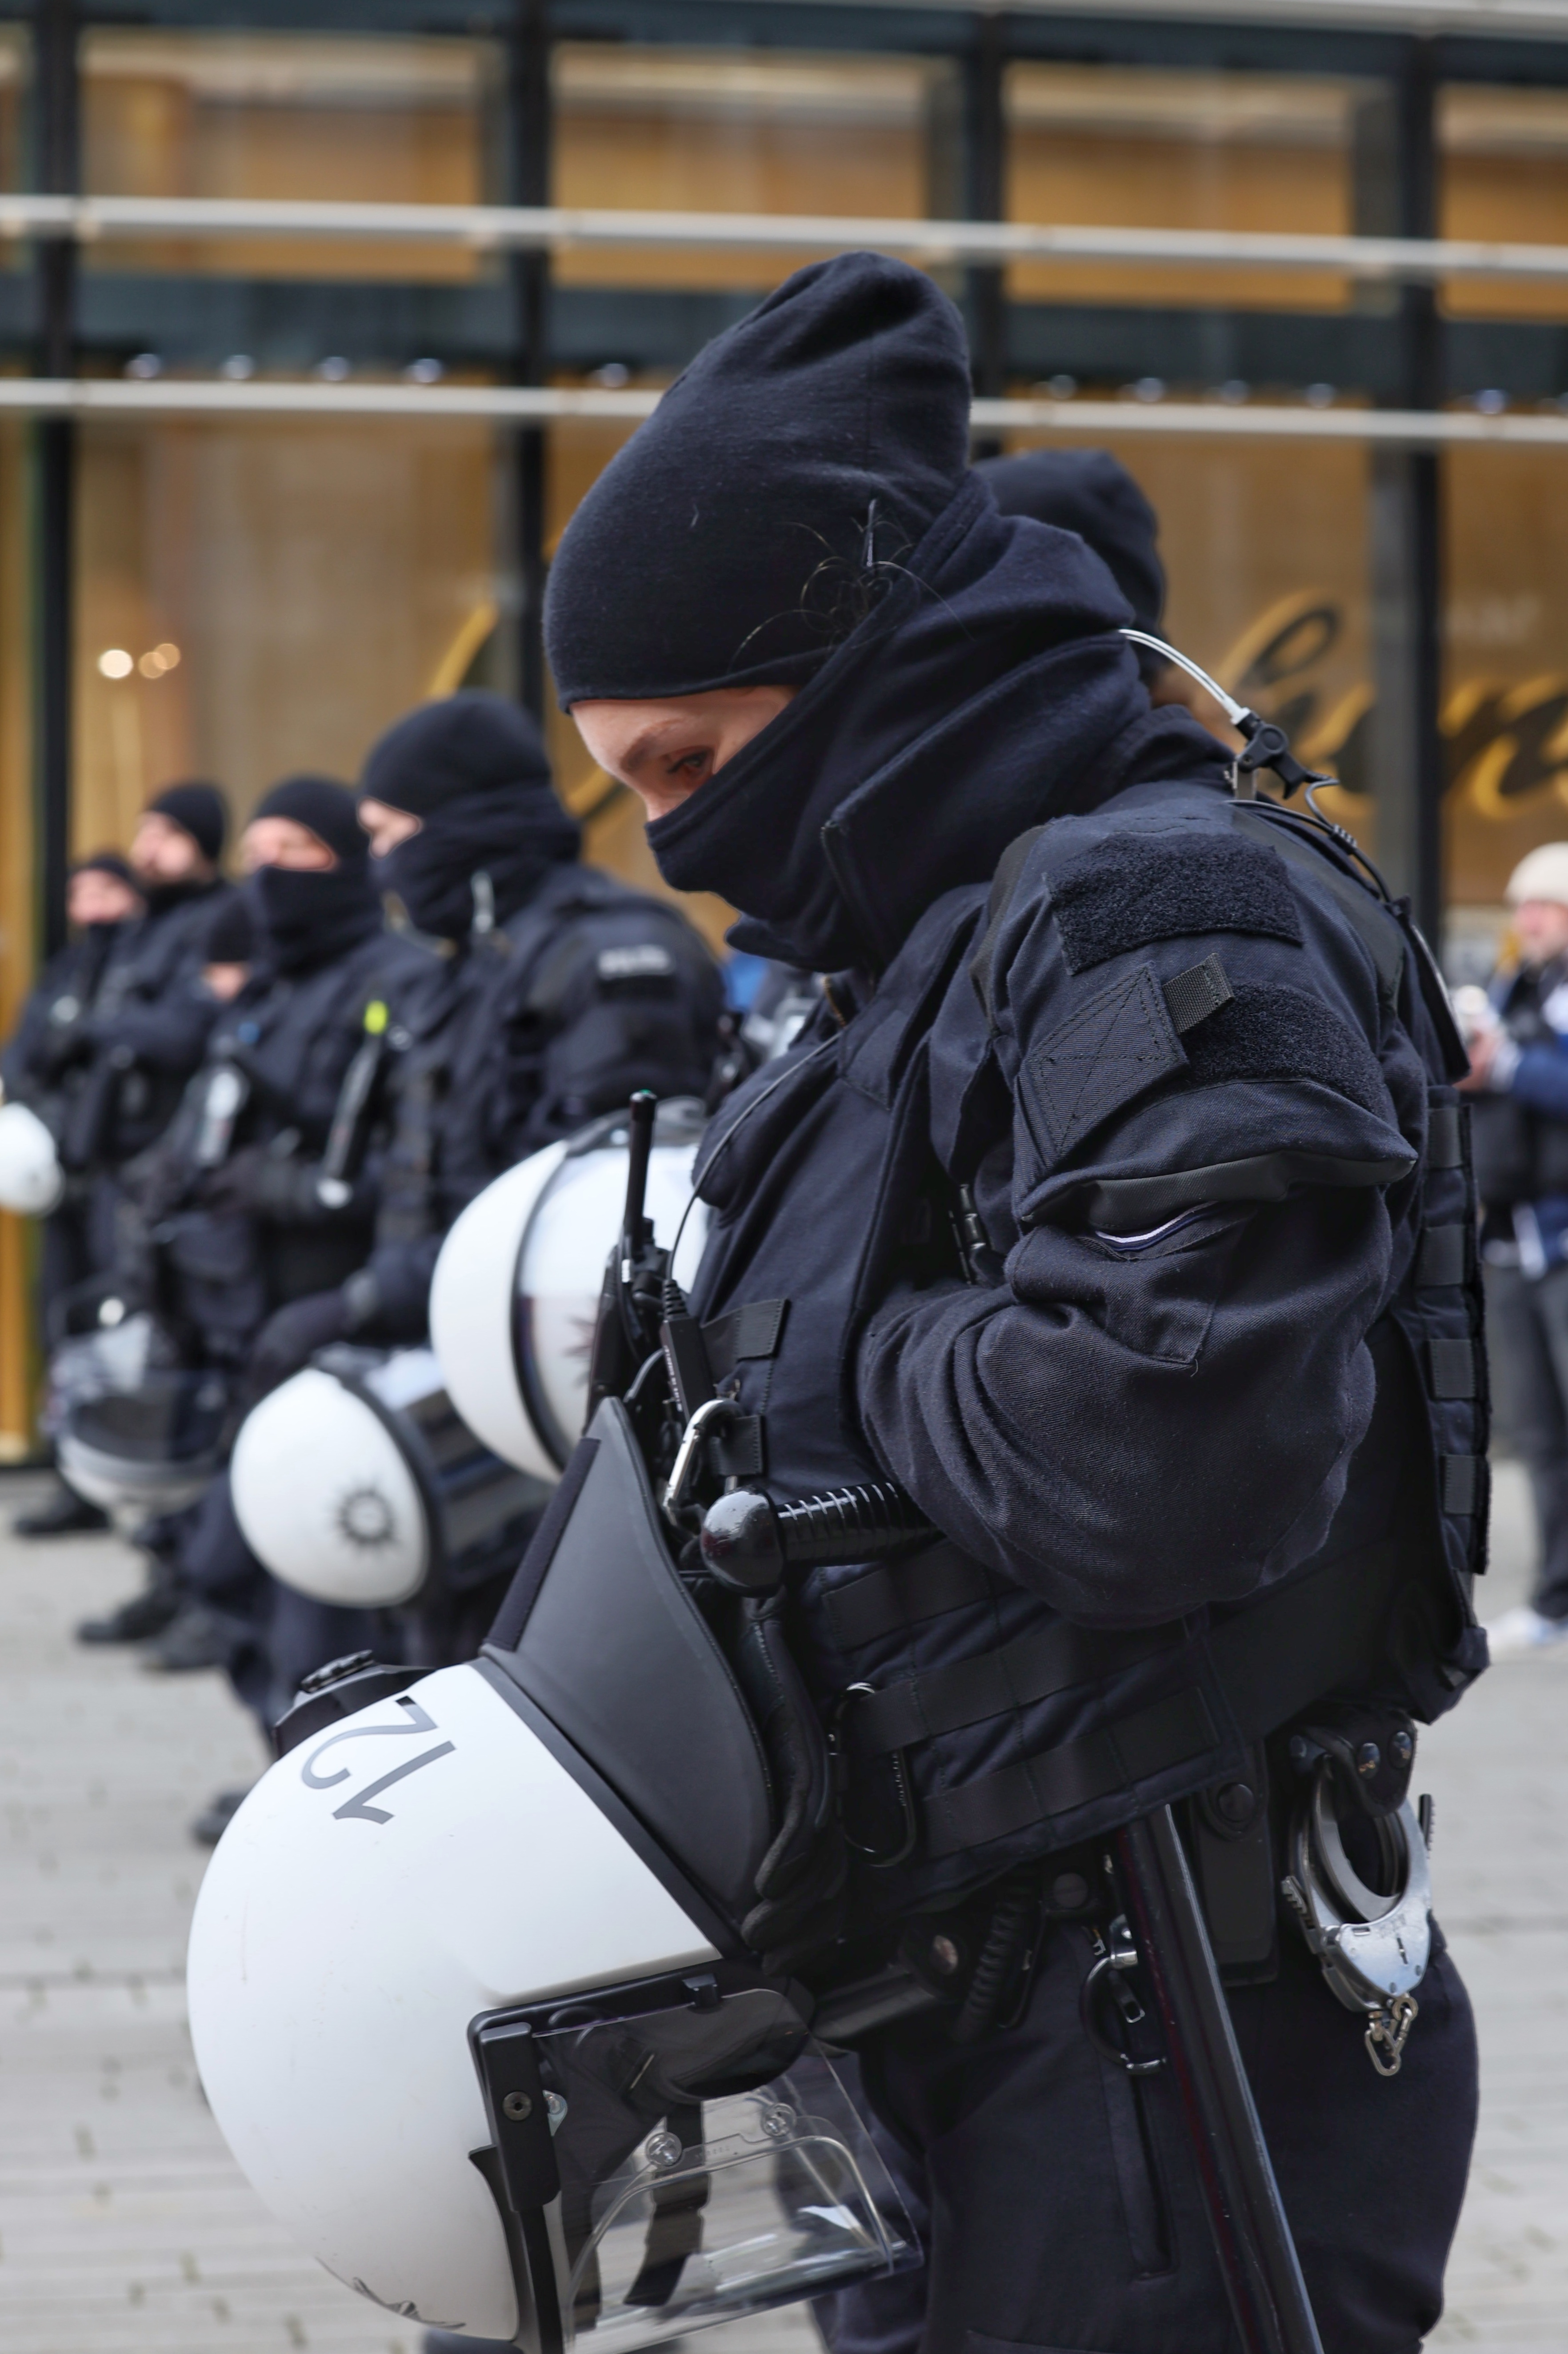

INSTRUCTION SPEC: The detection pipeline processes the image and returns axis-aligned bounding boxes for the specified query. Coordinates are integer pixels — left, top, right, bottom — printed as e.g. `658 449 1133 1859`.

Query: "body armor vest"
685 792 1488 1929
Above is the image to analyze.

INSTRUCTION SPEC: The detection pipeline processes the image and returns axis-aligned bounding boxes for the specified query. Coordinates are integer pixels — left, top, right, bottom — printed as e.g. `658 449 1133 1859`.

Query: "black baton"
700 1480 1325 2354
1115 1808 1324 2354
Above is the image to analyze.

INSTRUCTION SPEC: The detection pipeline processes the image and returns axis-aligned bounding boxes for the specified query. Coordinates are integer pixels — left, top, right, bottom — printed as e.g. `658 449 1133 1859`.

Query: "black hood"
362 692 579 941
646 474 1232 972
545 253 973 704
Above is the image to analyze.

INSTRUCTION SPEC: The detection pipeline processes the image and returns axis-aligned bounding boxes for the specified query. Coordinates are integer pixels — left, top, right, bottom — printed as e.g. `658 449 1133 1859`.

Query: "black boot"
76 1572 181 1645
141 1602 241 1674
191 1788 251 1847
14 1481 110 1538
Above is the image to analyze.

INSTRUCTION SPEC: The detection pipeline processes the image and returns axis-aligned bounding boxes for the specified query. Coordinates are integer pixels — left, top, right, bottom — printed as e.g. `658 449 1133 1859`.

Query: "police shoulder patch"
1046 830 1304 975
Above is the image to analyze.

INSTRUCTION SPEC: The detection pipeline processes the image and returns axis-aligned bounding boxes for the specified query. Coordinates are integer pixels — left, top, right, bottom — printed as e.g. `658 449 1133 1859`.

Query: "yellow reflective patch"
364 999 389 1035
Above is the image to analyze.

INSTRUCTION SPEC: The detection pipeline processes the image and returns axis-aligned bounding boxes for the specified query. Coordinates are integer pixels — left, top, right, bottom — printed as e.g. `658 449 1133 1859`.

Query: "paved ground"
0 1464 1563 2352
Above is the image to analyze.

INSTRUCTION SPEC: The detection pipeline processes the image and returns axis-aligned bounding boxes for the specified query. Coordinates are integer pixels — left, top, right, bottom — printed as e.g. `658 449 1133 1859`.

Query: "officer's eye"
669 750 711 779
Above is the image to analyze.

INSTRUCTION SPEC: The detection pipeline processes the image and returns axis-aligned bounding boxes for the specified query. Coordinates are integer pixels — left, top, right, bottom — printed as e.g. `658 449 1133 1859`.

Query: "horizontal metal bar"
6 195 1568 289
6 374 1568 445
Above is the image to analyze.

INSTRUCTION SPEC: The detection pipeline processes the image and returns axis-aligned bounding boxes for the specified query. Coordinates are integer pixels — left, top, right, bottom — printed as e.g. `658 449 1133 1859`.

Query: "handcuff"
1281 1765 1433 2077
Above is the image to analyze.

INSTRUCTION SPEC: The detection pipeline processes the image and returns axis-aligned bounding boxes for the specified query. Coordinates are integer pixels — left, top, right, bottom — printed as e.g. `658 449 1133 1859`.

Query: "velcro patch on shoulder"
1020 962 1187 1163
1183 984 1388 1115
1047 833 1304 974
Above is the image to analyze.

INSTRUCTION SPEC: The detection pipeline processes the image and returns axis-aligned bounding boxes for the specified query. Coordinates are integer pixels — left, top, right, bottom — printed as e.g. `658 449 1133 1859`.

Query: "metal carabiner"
832 1683 918 1871
662 1396 740 1528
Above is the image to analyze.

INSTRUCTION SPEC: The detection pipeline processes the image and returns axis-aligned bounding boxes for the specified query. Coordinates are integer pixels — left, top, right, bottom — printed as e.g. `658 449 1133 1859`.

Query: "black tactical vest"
686 787 1488 1928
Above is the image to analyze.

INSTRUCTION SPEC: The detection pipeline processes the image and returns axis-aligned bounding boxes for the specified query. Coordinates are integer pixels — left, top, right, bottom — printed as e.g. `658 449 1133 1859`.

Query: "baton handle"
1115 1808 1324 2354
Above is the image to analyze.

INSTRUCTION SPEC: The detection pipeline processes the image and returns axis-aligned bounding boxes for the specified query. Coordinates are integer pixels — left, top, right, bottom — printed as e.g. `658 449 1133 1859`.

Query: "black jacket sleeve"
856 812 1424 1628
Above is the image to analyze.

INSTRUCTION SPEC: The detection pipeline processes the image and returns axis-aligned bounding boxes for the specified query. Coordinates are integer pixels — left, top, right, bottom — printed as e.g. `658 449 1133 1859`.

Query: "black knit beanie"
544 253 973 706
147 781 227 864
974 449 1165 634
361 690 554 814
72 849 136 887
251 774 368 865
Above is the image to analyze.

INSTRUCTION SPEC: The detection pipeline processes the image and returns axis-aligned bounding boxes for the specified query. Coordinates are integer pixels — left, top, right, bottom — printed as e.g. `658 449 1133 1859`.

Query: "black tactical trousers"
816 1908 1476 2354
1487 1258 1568 1619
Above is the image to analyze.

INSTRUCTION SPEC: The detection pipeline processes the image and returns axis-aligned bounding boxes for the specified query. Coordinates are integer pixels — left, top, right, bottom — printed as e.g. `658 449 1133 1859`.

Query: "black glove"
244 1288 350 1406
197 1143 267 1216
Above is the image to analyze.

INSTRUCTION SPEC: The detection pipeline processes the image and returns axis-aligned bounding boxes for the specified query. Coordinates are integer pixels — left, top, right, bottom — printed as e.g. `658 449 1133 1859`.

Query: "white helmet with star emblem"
429 1099 709 1481
230 1345 546 1609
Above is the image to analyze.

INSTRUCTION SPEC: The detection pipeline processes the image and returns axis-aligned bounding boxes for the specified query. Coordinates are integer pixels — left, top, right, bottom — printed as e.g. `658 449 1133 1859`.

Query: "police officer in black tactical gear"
266 689 724 1377
244 691 724 1666
2 852 144 1535
80 775 439 1681
538 253 1485 2354
76 782 233 1176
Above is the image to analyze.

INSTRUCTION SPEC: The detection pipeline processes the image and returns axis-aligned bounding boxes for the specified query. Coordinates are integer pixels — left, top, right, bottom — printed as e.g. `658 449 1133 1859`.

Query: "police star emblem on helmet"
335 1484 396 1551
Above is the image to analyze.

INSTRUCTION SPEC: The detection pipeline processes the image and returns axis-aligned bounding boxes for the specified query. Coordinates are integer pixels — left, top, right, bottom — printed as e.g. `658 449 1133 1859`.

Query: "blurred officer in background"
197 892 256 1006
245 689 723 1398
1464 842 1568 1654
2 852 144 1536
78 776 437 1674
67 784 233 1187
975 446 1241 747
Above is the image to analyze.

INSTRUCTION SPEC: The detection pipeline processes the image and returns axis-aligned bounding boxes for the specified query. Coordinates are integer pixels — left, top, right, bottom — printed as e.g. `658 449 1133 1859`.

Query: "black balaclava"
360 691 579 942
247 774 381 974
544 252 973 703
973 449 1165 635
140 782 228 917
147 781 228 863
544 254 1227 972
72 850 136 890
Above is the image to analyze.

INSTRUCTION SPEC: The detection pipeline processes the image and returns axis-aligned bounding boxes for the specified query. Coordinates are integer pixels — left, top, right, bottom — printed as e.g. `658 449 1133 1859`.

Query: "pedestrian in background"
1464 842 1568 1652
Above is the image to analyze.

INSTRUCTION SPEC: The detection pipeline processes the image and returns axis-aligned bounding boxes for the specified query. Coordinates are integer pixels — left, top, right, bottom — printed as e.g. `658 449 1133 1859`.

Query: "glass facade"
73 416 501 843
3 5 1568 1447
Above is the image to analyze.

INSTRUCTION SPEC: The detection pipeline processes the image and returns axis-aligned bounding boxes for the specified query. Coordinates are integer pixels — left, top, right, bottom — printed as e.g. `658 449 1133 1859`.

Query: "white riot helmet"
430 1099 708 1481
0 1099 64 1216
189 1404 917 2348
53 1313 228 1519
231 1345 548 1609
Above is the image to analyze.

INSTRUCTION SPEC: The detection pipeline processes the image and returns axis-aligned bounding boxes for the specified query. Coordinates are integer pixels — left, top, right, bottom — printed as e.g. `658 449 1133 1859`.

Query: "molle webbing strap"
922 1690 1218 1857
873 1534 1406 1860
1416 1225 1468 1287
700 1299 788 1384
844 1618 1173 1755
1442 1455 1483 1516
1426 1103 1464 1169
824 1545 999 1649
1428 1337 1479 1399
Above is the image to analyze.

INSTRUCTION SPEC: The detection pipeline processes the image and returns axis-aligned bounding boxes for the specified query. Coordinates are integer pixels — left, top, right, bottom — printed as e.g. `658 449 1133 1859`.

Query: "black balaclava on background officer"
972 447 1165 635
245 775 382 972
360 691 580 942
544 253 1212 973
136 782 227 913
